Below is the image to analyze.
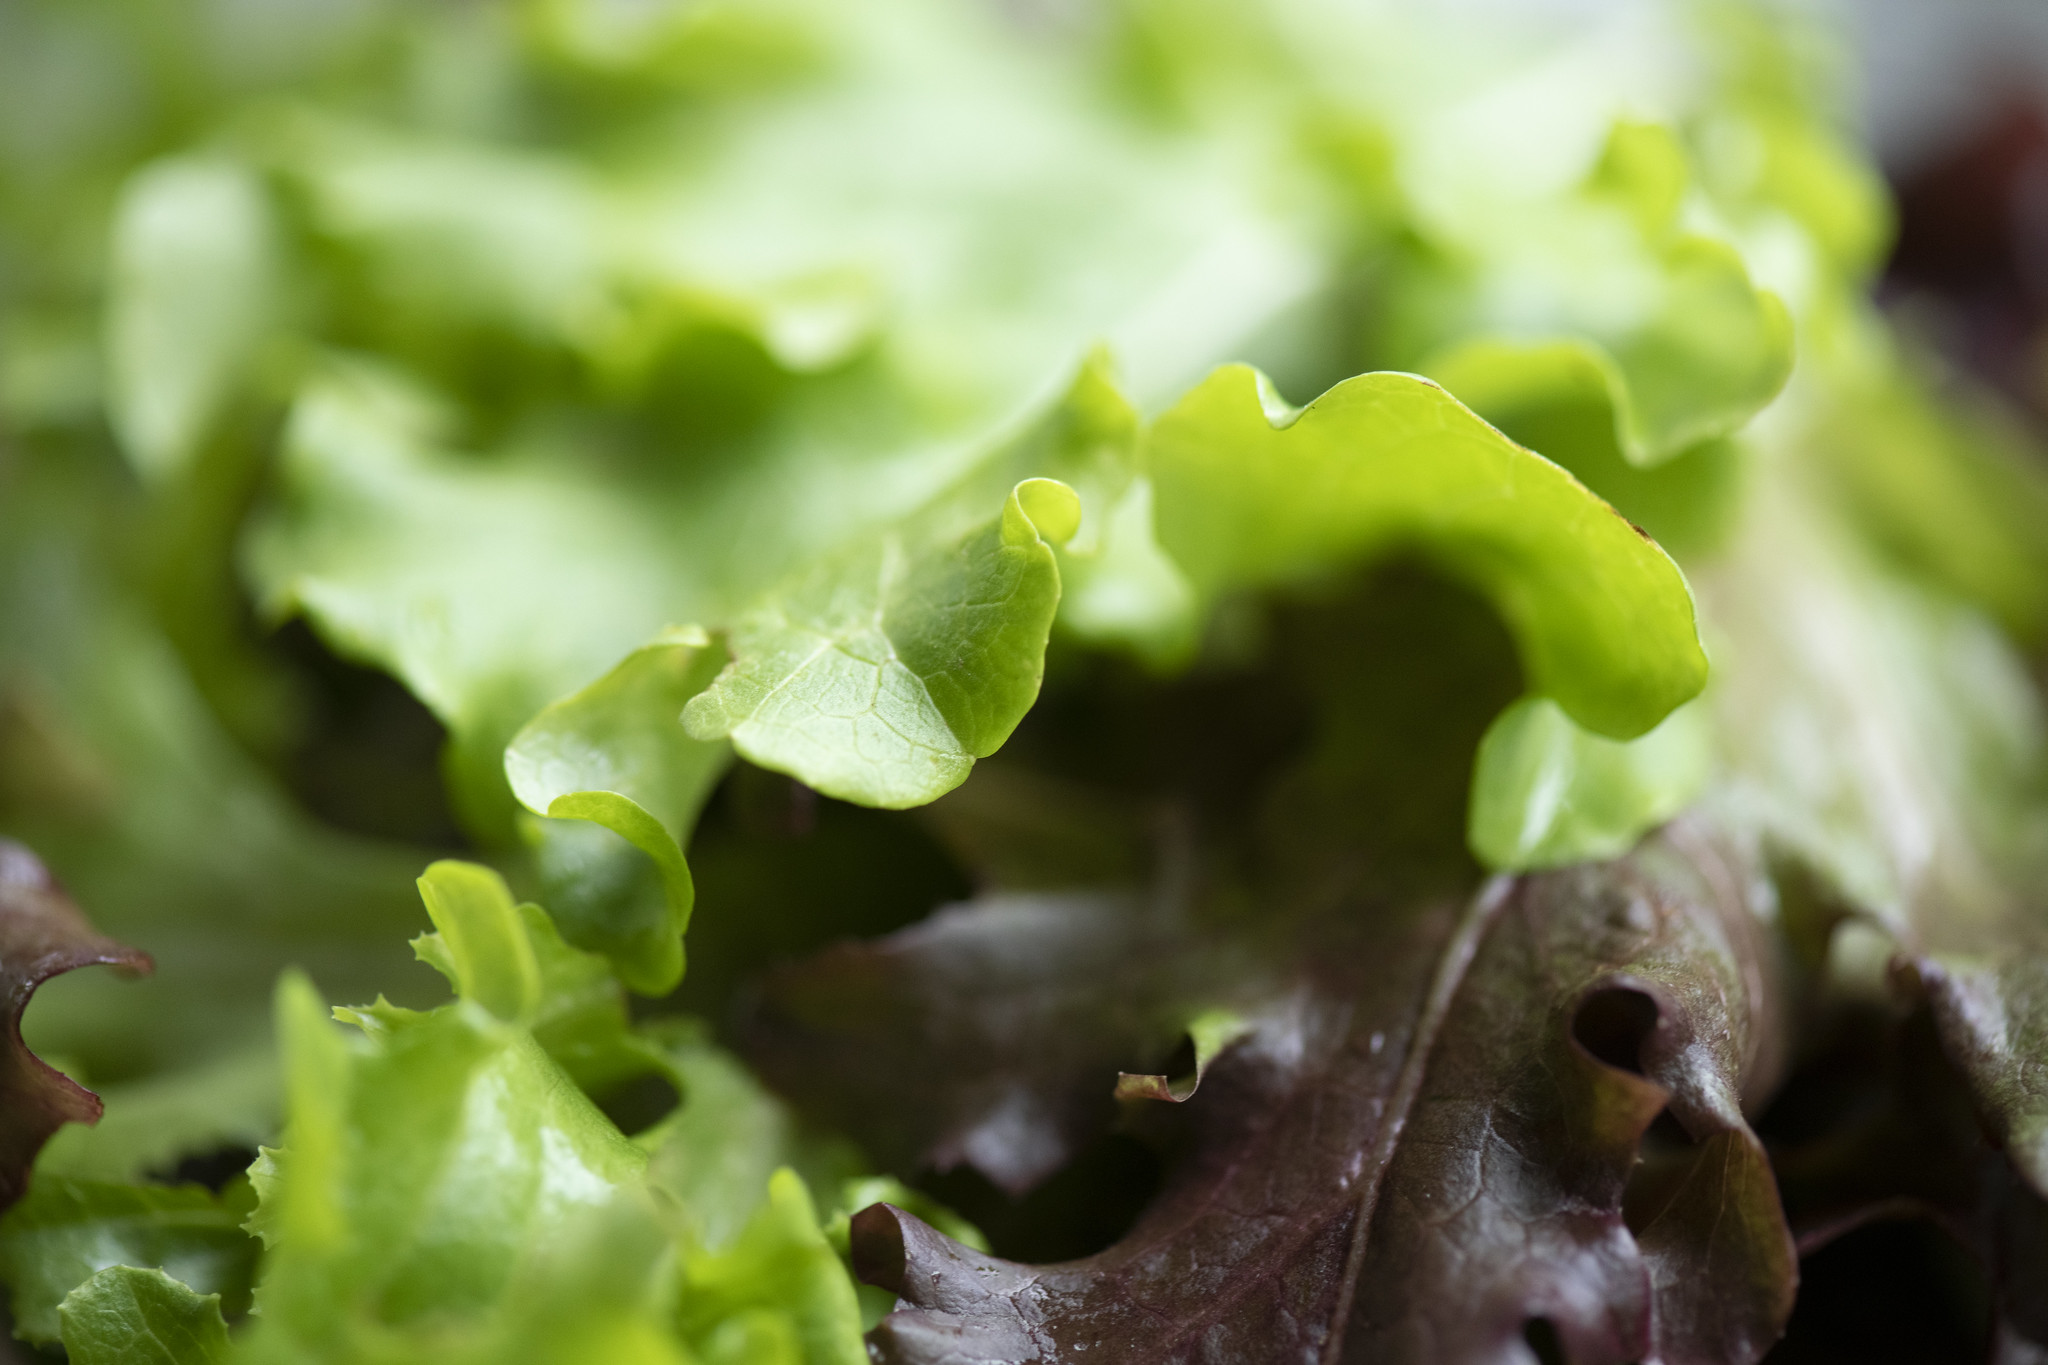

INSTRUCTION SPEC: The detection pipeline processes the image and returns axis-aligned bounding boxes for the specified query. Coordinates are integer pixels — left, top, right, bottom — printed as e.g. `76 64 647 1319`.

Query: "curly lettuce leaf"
226 869 883 1364
1149 365 1708 740
61 1266 230 1365
0 1179 255 1347
683 479 1079 808
1374 109 1794 472
0 842 152 1208
1420 121 1793 470
505 635 732 994
241 969 646 1354
222 0 1752 953
1424 259 1790 476
233 0 1322 850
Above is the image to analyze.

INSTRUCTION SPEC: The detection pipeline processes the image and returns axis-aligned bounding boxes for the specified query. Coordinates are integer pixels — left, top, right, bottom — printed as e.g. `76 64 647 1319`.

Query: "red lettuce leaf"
0 841 151 1209
1765 979 2048 1354
750 823 1795 1363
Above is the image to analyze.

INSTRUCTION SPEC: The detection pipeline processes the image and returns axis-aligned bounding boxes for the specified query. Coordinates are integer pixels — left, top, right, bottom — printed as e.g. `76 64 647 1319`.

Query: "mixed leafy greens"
1 0 2046 1360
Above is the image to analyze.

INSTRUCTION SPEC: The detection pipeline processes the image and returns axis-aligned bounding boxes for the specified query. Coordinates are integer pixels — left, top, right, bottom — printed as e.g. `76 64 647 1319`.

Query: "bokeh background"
2 1 2046 1360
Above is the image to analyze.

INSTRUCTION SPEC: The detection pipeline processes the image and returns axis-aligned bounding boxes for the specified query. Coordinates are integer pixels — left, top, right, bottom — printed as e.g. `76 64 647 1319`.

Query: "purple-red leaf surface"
0 841 151 1209
750 822 1796 1364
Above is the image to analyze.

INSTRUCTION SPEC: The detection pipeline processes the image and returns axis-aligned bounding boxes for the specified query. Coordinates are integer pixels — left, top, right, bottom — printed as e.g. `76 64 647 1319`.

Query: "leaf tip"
680 690 734 742
1009 477 1083 547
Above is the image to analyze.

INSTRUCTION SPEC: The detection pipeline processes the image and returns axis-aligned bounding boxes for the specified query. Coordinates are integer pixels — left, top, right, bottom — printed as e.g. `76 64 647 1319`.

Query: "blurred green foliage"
0 0 2045 1360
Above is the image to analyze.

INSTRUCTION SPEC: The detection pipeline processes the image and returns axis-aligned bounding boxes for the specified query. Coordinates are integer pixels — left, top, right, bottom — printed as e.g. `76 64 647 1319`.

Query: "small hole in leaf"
1523 1317 1569 1365
1572 987 1660 1075
594 1071 681 1136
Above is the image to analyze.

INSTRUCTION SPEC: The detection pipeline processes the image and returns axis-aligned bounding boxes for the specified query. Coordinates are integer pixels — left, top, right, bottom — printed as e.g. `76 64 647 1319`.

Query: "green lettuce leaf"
0 1179 256 1346
105 157 282 487
1148 364 1708 740
61 1266 231 1365
244 360 701 835
505 634 732 994
682 479 1080 808
676 1170 865 1365
409 859 655 1092
1468 697 1712 871
240 968 645 1354
230 867 883 1363
1425 121 1793 470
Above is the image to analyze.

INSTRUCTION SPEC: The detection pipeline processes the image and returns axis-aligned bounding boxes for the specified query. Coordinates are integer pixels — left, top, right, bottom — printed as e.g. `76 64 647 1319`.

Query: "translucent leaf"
1468 697 1712 871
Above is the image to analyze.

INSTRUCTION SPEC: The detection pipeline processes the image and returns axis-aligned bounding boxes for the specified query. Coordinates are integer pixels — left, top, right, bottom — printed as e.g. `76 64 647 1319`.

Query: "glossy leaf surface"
758 827 1792 1363
1148 367 1707 740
